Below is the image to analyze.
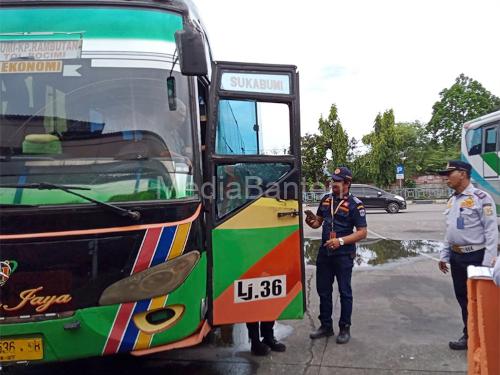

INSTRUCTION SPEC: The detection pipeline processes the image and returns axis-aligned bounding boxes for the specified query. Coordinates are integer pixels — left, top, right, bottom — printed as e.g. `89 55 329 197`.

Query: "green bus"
461 110 500 221
0 0 305 366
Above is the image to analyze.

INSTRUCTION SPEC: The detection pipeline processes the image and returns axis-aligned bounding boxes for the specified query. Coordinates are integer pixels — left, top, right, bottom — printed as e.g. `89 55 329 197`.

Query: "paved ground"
13 203 469 375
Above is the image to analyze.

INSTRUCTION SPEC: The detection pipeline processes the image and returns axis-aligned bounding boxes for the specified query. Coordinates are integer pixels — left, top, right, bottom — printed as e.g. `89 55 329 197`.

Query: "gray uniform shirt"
494 257 500 286
440 184 498 266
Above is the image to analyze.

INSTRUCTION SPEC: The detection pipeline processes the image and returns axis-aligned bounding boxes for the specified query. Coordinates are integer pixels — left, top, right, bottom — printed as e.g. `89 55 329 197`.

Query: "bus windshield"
0 59 195 206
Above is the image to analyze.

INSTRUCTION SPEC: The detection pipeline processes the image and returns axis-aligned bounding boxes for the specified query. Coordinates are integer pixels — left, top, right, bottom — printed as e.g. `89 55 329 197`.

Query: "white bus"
461 110 500 219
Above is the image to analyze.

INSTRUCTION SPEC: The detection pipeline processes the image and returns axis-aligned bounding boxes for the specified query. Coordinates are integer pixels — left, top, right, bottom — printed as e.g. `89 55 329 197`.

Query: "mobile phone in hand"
304 209 315 219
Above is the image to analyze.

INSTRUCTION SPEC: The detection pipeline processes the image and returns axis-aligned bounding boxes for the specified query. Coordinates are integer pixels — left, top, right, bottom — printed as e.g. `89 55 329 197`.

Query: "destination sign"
0 40 82 61
221 72 290 95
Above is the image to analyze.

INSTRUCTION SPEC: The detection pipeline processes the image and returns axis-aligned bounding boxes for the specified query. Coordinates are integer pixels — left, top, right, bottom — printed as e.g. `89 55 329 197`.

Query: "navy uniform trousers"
316 251 354 329
450 249 485 336
246 321 274 341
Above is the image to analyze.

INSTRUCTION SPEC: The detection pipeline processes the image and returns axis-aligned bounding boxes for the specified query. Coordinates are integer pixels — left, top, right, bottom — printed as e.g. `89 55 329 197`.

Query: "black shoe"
309 326 334 339
262 337 286 352
336 325 351 344
250 340 271 356
449 335 467 350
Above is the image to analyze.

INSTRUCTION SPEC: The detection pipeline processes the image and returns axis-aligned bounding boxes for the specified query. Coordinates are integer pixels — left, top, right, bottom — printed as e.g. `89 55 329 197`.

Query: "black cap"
437 160 472 175
331 167 353 181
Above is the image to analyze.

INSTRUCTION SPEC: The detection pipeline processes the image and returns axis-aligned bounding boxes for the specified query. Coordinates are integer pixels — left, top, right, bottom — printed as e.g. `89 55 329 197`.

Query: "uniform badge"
461 197 474 208
334 168 341 174
483 204 493 216
339 206 349 213
359 209 366 217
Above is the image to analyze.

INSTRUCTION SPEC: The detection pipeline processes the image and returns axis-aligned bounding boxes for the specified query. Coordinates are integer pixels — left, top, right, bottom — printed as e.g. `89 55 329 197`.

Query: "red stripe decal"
103 227 162 354
131 227 162 274
103 302 135 355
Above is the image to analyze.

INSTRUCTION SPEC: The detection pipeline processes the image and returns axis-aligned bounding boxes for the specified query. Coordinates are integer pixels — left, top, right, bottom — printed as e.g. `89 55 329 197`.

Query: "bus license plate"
0 337 43 362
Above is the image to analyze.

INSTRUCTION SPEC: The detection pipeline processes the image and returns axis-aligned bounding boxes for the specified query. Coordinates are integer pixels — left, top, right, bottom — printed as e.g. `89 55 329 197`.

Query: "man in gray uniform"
438 160 498 350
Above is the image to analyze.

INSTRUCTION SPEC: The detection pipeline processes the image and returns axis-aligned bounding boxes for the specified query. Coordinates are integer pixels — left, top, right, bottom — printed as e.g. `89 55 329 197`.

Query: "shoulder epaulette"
474 190 486 199
352 196 363 204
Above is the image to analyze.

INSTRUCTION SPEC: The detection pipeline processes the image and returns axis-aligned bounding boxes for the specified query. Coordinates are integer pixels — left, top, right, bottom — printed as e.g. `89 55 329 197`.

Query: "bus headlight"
99 251 200 306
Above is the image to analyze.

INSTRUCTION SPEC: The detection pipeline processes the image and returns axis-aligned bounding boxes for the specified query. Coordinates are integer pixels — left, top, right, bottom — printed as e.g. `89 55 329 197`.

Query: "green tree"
347 137 360 162
351 152 373 183
355 120 460 186
319 104 349 172
362 109 399 187
426 74 500 147
300 133 327 189
393 121 459 181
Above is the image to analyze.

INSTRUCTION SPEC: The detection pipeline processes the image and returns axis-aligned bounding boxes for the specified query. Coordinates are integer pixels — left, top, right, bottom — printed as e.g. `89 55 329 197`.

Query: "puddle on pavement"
304 238 445 267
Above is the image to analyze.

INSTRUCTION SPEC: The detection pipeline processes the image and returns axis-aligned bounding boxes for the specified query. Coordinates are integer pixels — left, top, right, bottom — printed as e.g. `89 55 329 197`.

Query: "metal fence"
303 187 452 203
303 192 328 203
389 187 452 200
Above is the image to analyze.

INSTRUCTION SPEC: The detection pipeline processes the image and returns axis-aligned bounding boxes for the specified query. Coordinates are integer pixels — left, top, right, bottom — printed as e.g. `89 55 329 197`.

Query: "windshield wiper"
0 182 141 221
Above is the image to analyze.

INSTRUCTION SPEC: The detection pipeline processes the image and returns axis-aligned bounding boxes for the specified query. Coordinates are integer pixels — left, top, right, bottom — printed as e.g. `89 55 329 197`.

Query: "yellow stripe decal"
218 197 299 230
133 222 191 350
168 223 191 260
134 296 168 350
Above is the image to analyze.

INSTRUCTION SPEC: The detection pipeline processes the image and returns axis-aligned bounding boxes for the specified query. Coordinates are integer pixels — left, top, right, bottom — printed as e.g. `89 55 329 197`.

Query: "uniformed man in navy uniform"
305 167 368 343
438 160 498 350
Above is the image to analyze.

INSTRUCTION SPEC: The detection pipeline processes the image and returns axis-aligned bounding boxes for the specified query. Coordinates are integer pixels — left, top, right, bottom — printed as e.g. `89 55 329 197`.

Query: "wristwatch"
338 238 345 246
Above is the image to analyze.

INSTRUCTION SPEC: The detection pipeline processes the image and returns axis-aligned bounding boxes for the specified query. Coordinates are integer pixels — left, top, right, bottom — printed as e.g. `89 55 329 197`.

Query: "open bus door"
206 62 305 325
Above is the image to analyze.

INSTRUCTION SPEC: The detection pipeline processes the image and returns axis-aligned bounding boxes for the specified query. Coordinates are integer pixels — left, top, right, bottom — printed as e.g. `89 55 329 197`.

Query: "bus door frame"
204 61 305 326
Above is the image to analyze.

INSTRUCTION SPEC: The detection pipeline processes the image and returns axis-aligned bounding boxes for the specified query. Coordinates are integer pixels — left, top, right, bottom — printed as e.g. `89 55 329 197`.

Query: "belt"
451 244 485 254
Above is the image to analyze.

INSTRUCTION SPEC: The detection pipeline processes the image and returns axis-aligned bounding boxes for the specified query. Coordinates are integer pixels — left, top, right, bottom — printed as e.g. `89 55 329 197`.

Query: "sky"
193 0 500 142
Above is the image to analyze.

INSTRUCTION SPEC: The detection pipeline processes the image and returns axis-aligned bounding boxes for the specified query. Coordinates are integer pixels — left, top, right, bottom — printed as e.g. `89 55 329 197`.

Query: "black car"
350 184 407 213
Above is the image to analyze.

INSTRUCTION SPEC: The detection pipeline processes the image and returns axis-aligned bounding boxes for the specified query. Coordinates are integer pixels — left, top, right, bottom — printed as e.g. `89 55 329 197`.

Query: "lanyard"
330 195 345 232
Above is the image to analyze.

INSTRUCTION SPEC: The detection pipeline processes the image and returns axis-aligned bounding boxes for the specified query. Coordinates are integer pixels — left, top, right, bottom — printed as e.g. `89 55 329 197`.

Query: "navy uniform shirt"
440 183 498 266
316 193 367 255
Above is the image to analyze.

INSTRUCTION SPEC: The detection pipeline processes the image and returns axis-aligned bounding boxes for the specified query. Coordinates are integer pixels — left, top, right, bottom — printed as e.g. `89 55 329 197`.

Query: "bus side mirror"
175 23 208 76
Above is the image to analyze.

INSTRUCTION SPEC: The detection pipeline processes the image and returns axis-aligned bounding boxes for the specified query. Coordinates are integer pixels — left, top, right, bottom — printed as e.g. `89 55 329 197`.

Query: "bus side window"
466 128 482 155
215 99 290 156
484 126 497 153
